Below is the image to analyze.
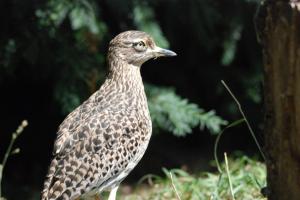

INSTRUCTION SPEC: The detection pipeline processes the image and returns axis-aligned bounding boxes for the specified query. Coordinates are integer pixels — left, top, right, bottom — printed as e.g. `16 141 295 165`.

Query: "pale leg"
94 194 101 200
108 186 119 200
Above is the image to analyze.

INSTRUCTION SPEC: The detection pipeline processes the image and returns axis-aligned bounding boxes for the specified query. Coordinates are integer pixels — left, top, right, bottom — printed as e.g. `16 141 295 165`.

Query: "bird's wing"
53 97 98 155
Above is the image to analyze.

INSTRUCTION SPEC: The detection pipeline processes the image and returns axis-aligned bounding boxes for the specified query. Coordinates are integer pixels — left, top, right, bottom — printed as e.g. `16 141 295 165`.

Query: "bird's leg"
107 186 119 200
79 194 101 200
94 194 101 200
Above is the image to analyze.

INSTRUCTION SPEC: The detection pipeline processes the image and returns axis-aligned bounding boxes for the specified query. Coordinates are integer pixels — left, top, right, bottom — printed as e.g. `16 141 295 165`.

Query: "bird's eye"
133 41 146 52
137 41 145 47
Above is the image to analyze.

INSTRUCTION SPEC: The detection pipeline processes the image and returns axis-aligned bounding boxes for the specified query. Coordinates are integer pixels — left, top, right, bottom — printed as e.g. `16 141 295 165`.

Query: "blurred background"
0 0 264 199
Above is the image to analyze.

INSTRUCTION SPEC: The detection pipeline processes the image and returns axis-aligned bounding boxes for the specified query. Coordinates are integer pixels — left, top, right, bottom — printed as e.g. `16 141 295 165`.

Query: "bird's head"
108 30 176 67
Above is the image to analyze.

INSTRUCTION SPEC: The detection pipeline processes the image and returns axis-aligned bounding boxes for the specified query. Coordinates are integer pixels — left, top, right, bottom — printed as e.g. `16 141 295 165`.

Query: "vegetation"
146 84 227 136
108 155 266 200
0 0 265 199
0 120 28 200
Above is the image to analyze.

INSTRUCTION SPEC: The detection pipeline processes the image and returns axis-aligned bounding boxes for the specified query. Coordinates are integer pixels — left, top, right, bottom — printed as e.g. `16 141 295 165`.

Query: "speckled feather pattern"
42 31 154 200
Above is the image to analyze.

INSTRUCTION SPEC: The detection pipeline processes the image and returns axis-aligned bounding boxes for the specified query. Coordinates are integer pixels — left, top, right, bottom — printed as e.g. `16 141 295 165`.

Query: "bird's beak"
152 46 177 57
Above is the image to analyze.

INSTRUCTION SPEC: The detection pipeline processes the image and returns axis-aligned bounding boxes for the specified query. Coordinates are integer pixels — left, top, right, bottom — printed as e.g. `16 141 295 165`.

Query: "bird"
41 30 176 200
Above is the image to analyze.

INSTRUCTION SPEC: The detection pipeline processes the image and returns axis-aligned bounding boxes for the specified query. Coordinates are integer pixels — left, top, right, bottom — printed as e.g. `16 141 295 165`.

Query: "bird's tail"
41 159 58 200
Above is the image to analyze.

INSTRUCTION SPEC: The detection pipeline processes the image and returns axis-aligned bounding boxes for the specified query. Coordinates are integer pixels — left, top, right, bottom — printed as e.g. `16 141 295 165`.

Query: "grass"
112 155 266 200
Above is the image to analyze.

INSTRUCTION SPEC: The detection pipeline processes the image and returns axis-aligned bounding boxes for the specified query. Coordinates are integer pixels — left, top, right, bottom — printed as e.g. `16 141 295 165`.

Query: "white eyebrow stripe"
132 39 143 43
123 39 144 44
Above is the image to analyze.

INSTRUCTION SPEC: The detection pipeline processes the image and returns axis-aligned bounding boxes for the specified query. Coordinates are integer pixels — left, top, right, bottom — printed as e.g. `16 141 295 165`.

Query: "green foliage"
36 0 105 33
1 39 16 72
198 110 228 135
54 84 82 114
35 0 108 115
221 25 242 66
36 0 70 26
69 1 100 34
133 2 169 48
116 155 266 200
146 85 228 136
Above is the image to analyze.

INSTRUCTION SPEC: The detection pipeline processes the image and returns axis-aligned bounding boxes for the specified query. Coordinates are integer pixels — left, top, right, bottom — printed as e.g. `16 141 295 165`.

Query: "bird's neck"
97 58 150 116
106 58 144 93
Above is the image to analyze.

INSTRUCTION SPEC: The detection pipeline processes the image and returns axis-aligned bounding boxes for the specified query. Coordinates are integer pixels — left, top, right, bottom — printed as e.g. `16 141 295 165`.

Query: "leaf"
226 118 245 129
146 84 227 136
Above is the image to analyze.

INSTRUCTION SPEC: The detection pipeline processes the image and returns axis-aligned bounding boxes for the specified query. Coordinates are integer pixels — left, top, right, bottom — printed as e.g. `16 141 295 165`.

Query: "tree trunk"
258 1 300 199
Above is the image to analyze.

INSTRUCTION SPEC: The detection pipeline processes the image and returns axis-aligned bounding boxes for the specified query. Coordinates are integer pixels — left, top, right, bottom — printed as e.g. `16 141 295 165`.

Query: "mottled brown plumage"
42 30 176 200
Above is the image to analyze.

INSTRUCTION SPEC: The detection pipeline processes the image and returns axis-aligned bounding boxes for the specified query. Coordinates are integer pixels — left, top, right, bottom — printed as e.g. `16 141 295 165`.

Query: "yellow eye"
133 41 146 51
137 41 145 47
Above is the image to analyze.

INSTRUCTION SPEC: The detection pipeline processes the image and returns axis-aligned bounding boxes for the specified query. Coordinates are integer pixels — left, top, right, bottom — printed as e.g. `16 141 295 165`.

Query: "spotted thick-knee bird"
42 30 176 200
